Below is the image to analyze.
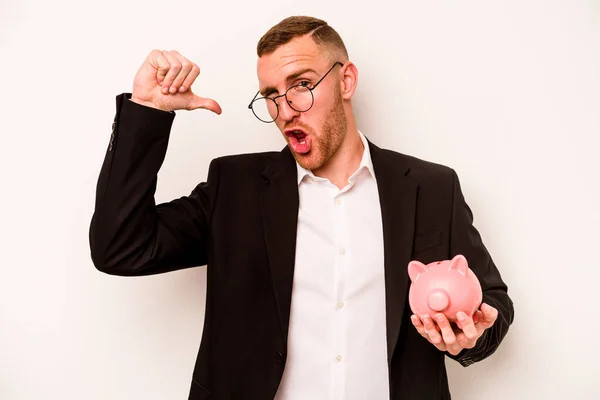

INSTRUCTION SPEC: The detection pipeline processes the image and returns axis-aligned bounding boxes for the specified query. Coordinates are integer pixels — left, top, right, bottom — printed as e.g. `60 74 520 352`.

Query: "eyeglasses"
248 62 344 123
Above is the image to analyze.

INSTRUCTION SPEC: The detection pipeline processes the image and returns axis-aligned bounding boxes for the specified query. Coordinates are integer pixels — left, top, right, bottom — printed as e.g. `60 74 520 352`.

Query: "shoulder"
214 150 282 169
208 148 293 181
370 143 456 185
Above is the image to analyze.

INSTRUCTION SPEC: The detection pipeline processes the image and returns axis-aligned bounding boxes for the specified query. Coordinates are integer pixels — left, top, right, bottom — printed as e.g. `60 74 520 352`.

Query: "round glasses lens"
251 97 277 122
287 85 313 112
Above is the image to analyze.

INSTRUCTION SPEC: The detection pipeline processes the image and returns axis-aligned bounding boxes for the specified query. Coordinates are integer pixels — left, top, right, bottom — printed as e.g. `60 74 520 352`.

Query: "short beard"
295 88 347 171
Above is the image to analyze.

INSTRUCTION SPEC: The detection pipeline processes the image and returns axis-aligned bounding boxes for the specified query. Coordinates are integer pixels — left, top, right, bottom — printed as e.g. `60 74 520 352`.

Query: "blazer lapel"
260 147 299 344
369 141 418 360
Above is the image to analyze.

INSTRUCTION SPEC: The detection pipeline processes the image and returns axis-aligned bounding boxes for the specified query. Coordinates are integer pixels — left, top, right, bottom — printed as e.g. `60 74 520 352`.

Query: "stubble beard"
293 90 347 171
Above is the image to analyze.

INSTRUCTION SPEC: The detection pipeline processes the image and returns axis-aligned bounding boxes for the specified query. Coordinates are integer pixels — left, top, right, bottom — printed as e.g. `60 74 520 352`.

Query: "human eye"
291 80 313 91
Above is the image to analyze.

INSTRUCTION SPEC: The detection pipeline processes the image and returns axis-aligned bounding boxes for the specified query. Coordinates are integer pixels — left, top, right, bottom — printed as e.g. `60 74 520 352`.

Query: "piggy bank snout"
427 289 449 312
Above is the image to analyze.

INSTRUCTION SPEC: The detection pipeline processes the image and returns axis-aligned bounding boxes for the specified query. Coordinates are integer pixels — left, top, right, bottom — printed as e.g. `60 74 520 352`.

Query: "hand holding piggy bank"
408 254 482 323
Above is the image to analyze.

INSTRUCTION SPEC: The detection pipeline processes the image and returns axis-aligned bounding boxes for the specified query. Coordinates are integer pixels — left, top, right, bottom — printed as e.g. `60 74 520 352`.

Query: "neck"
312 120 364 190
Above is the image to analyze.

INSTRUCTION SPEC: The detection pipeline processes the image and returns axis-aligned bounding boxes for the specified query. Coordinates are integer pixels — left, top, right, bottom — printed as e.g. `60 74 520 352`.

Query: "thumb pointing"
188 95 222 114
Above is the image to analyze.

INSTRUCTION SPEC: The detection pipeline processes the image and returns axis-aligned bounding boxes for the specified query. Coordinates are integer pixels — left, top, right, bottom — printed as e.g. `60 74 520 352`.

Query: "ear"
408 260 428 282
449 254 468 276
339 61 358 100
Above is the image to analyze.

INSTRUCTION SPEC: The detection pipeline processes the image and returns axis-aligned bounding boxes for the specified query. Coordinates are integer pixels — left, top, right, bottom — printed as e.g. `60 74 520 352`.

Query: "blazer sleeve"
89 93 220 276
446 169 515 367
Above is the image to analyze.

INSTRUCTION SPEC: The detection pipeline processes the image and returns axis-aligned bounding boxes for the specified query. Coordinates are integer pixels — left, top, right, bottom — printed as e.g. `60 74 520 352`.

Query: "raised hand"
131 50 222 114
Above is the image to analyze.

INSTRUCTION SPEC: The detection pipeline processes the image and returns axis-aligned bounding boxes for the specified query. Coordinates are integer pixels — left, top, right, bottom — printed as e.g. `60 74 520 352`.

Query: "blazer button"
108 132 115 151
275 352 285 364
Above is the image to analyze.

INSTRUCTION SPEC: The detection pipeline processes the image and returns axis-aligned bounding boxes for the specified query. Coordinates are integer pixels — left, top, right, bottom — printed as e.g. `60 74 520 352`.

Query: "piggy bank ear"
408 260 428 282
449 254 468 276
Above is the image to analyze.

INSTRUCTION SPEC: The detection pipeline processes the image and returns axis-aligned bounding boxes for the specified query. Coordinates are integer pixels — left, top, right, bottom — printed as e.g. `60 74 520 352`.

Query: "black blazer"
90 94 514 400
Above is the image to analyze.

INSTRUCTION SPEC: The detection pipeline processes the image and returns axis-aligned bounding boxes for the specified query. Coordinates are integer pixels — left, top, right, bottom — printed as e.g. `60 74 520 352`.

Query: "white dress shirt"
274 132 390 400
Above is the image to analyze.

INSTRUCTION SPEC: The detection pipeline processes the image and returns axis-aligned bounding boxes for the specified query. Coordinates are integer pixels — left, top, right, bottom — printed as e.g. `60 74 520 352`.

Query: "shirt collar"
296 130 375 185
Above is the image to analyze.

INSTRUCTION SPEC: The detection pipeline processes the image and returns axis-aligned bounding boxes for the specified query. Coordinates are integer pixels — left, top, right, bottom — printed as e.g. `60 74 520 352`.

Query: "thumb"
480 303 498 326
188 94 222 114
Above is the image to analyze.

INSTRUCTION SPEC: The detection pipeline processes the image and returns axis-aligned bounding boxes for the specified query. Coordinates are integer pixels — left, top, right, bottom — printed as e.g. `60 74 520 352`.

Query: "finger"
474 318 487 336
187 95 223 114
434 313 460 355
455 332 476 350
422 315 444 347
411 314 423 328
479 303 498 329
456 312 478 341
160 51 183 94
411 315 428 337
179 63 200 93
419 314 440 331
149 50 171 87
168 51 194 93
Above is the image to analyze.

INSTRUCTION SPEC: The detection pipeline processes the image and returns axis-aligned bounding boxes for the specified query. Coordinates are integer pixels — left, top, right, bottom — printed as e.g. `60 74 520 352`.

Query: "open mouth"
285 128 312 155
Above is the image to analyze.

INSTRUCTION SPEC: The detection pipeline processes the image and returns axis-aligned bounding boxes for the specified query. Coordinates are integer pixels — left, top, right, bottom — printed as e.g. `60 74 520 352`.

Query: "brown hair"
257 16 348 61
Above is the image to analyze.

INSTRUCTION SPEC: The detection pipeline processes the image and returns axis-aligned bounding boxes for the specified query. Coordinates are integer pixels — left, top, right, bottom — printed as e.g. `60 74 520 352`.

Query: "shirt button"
336 302 345 309
335 198 341 206
340 247 346 256
336 355 343 362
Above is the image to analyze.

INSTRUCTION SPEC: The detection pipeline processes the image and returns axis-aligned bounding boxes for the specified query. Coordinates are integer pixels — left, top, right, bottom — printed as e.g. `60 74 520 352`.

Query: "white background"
1 0 599 399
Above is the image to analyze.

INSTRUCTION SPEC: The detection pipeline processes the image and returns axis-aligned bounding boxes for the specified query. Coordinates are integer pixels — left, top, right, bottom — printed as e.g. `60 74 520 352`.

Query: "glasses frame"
248 61 344 123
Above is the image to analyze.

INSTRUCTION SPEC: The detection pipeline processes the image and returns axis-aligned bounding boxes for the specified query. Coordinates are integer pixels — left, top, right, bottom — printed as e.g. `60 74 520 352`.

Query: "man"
90 16 514 400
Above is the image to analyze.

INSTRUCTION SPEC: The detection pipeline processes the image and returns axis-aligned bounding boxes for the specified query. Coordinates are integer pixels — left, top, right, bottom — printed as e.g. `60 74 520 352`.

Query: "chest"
294 176 385 296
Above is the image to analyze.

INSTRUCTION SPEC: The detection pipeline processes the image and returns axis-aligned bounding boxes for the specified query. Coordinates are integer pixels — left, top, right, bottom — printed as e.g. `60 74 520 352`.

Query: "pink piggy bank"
408 254 482 322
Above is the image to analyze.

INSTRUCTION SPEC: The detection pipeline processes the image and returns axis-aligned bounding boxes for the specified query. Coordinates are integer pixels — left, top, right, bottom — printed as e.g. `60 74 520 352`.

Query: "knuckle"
181 61 192 71
192 64 200 73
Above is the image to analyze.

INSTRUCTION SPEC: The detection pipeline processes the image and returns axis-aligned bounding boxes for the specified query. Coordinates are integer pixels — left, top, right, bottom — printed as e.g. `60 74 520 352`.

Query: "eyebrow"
260 68 318 96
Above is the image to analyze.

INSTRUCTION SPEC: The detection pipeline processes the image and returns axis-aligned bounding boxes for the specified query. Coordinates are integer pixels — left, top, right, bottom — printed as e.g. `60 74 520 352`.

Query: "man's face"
256 35 347 171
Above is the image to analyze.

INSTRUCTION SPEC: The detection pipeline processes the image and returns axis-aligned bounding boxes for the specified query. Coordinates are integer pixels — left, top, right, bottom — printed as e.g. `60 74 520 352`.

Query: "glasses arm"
310 61 344 90
248 90 260 109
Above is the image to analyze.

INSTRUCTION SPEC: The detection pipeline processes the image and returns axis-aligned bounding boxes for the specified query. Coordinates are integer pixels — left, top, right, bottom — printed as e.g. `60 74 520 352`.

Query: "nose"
277 97 301 122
